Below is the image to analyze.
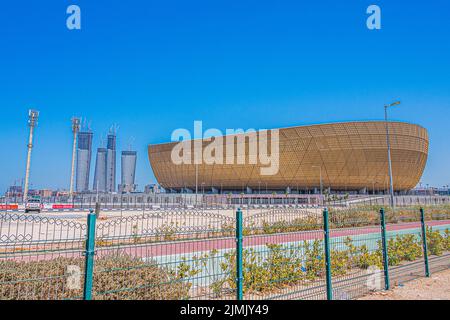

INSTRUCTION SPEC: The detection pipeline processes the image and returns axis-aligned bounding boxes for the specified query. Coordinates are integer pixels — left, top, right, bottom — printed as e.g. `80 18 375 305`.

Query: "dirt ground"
360 269 450 300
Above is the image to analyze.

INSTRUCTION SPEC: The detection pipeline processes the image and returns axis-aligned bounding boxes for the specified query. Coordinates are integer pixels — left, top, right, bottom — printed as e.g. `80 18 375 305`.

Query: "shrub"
260 216 320 234
265 244 305 287
387 234 422 266
353 244 383 270
426 227 445 256
303 240 325 280
214 244 307 295
330 249 350 276
343 237 383 270
445 229 450 250
329 208 380 228
0 254 193 300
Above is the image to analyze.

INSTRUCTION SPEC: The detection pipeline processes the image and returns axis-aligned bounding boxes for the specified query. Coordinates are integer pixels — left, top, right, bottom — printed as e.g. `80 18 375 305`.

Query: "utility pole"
23 110 39 203
69 117 81 201
384 101 401 208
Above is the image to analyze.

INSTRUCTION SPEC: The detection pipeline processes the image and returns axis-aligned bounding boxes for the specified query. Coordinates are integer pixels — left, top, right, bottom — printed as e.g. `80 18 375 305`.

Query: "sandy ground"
0 208 321 244
360 269 450 300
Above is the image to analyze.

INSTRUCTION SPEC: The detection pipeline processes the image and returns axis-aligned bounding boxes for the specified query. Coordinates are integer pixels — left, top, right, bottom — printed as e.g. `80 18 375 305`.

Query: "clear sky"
0 0 449 192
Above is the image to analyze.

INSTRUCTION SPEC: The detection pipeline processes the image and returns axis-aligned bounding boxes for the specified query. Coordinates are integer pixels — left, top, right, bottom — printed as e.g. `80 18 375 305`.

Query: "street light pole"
384 101 400 208
195 163 198 206
312 165 323 198
316 166 323 195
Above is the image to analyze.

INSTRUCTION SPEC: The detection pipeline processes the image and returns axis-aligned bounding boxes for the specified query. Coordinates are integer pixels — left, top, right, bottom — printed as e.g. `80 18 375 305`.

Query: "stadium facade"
148 121 429 193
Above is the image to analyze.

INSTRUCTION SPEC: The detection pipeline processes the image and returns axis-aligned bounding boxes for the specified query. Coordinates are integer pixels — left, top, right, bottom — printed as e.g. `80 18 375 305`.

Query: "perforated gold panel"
148 121 429 191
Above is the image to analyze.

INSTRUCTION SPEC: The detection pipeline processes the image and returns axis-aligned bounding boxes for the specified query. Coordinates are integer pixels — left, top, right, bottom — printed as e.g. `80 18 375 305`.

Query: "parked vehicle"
25 196 42 213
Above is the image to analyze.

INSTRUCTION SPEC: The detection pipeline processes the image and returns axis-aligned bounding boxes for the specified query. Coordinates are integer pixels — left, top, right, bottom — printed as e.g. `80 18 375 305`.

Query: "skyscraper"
76 131 93 192
93 147 107 192
120 151 137 193
106 131 117 193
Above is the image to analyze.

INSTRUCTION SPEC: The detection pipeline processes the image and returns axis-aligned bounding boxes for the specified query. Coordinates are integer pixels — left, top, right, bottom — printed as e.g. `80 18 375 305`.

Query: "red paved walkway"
4 220 450 261
95 220 450 258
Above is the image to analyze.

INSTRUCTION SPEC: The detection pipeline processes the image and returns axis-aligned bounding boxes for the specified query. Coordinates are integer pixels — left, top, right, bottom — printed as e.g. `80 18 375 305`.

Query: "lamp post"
201 182 205 209
258 181 261 206
195 163 198 197
384 101 401 208
312 165 323 197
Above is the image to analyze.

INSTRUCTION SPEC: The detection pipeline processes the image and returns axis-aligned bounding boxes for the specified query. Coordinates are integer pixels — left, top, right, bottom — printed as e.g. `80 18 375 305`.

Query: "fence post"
420 208 430 277
83 210 97 300
380 208 390 290
236 208 243 300
322 208 333 300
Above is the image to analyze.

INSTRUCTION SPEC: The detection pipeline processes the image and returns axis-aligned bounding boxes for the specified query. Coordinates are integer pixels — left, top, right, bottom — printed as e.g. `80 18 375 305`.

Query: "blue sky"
0 0 449 191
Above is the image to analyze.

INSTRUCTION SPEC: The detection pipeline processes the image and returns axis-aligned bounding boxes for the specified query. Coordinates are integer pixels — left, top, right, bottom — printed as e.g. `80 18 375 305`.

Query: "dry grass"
0 254 191 300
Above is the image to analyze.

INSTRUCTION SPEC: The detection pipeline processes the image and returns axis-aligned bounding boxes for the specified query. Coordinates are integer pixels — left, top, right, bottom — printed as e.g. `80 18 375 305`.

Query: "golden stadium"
148 121 429 192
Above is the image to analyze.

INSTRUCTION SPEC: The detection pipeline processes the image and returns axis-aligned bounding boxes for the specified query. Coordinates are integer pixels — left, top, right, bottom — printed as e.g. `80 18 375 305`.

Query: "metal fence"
0 214 86 300
0 205 449 300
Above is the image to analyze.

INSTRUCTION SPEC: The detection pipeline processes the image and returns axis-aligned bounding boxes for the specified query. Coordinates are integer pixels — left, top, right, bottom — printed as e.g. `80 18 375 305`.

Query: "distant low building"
6 186 23 198
56 190 70 197
28 189 40 197
144 184 161 194
39 189 53 198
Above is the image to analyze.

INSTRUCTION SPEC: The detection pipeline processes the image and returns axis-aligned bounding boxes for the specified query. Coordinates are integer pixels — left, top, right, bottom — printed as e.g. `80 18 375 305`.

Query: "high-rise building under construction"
120 151 137 193
93 147 107 192
106 132 117 192
76 131 93 192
